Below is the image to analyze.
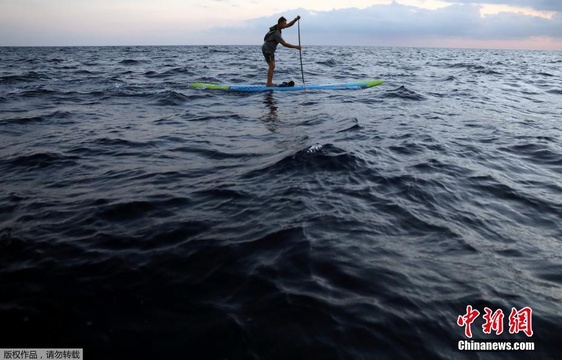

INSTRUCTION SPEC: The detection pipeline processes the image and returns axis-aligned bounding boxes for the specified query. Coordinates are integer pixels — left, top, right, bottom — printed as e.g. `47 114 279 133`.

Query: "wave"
144 67 190 79
5 152 79 169
0 71 50 84
118 59 148 65
381 85 425 101
317 59 339 67
499 142 562 166
152 90 190 106
268 144 369 175
1 110 73 125
446 62 502 75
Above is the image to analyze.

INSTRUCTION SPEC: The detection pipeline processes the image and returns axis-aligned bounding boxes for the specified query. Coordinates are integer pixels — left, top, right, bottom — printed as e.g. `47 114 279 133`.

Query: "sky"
1 0 561 50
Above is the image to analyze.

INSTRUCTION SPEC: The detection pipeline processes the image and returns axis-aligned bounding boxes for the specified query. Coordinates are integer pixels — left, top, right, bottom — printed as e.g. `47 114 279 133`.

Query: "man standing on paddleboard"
262 16 302 87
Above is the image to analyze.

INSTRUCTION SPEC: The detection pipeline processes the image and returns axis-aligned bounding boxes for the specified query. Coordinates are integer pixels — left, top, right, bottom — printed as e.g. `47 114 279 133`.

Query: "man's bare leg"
267 61 275 87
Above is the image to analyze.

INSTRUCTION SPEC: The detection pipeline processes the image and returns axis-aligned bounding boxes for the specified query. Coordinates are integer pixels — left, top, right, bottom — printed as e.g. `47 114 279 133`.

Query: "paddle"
297 18 305 87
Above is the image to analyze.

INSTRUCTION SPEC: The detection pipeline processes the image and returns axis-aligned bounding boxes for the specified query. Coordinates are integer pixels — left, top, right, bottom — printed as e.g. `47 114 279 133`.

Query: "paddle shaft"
297 19 305 86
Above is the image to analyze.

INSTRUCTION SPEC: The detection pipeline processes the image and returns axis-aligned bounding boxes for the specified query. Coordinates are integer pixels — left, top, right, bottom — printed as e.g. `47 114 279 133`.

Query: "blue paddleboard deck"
189 79 383 92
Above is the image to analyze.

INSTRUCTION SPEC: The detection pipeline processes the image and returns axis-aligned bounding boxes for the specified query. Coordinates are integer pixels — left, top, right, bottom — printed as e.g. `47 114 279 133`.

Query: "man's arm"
285 15 301 28
280 39 302 50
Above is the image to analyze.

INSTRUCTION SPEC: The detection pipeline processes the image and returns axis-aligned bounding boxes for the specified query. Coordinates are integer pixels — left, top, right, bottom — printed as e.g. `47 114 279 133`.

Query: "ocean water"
0 45 561 359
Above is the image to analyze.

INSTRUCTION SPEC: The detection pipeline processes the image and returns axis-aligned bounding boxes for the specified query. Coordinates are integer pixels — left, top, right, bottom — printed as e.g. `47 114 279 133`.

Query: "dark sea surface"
1 45 561 359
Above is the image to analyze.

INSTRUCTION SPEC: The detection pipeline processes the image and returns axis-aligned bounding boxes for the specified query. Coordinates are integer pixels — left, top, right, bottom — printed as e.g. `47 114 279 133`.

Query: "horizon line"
1 44 560 52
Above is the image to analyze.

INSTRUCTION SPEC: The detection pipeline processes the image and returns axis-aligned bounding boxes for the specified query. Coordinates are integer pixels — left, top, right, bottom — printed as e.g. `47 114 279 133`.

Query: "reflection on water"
262 92 278 132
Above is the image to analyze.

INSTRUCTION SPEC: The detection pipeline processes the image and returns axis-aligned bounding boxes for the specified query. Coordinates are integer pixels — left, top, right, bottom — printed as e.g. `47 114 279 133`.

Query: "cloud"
1 0 560 48
440 0 562 12
212 2 562 47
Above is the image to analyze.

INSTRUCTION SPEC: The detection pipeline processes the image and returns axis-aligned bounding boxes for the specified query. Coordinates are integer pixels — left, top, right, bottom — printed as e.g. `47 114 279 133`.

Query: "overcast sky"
1 0 561 50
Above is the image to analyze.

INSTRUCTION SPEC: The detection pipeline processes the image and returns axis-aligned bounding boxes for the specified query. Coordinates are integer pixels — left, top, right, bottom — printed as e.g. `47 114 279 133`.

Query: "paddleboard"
189 79 383 92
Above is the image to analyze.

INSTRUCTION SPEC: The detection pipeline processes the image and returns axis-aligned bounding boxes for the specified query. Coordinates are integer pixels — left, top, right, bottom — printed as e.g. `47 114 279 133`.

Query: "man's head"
277 16 288 28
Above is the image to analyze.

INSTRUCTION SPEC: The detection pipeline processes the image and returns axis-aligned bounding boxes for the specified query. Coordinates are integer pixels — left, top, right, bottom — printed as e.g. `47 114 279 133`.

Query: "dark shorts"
262 49 275 63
